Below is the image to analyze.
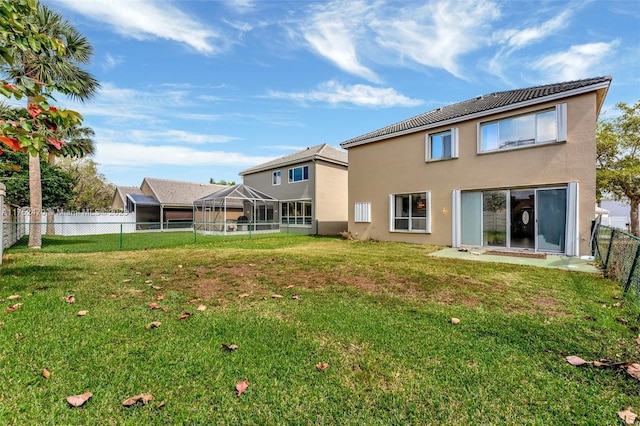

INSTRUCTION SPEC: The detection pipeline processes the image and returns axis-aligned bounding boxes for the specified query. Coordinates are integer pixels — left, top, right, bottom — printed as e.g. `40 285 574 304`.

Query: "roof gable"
239 143 348 176
340 76 612 149
142 178 228 205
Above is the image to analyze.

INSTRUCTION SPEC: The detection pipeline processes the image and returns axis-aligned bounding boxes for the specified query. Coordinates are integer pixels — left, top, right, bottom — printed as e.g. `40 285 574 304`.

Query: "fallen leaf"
156 294 165 301
566 355 589 366
249 263 257 267
151 286 162 290
197 305 206 311
625 363 640 381
316 362 329 371
187 298 201 304
161 306 169 312
7 295 21 300
582 315 596 321
236 379 248 396
177 264 183 269
43 368 51 379
292 294 299 300
451 318 461 325
613 302 623 308
144 280 153 284
285 285 295 289
66 295 75 303
157 401 166 409
637 334 640 345
91 272 98 275
122 393 154 407
238 293 250 299
616 317 629 324
122 279 132 283
221 343 238 351
618 408 638 424
6 303 22 312
148 302 162 310
178 312 192 320
146 321 162 330
66 392 92 407
77 310 88 317
271 294 283 299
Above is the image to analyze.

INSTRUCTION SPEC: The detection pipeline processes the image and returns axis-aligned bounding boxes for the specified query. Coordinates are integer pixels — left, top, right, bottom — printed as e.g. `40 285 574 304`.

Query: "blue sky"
40 0 640 187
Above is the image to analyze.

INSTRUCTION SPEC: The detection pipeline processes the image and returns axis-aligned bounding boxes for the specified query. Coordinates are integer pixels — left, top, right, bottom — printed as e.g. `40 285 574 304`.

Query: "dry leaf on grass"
221 343 238 351
566 355 589 366
7 295 21 300
122 279 132 283
144 280 153 284
236 379 248 396
618 408 638 424
77 310 88 317
451 318 461 325
285 285 295 289
66 392 92 407
196 305 206 311
66 296 75 303
122 393 154 406
292 294 299 300
636 334 640 345
316 362 329 371
146 321 162 330
43 368 51 379
271 294 283 299
178 312 192 320
625 363 640 381
238 293 249 299
148 303 162 310
616 317 629 324
151 286 162 290
157 401 165 409
6 303 22 312
156 294 164 301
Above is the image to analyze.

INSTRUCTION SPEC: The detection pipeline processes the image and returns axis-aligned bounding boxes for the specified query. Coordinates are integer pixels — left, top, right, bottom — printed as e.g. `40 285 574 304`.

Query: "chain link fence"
2 220 317 254
593 224 640 298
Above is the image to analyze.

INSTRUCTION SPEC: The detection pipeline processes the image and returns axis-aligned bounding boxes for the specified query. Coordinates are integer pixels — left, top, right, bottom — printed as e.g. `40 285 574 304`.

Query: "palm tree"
1 3 99 248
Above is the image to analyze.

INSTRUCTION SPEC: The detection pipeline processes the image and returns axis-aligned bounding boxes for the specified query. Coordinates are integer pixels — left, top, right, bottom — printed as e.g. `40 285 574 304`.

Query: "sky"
37 0 640 187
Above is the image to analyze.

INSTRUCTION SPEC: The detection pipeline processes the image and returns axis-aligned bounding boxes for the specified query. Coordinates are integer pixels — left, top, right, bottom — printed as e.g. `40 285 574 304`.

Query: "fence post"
604 229 616 272
624 243 640 294
120 223 123 251
193 223 197 244
0 183 5 264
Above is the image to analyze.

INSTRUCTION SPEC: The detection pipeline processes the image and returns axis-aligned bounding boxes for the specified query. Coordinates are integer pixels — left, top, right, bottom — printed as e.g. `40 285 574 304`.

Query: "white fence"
20 211 137 236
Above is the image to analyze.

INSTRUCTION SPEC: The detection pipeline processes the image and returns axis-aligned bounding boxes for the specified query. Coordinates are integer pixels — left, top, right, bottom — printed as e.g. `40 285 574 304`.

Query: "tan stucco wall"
242 162 314 202
315 160 348 235
111 194 124 210
346 92 599 255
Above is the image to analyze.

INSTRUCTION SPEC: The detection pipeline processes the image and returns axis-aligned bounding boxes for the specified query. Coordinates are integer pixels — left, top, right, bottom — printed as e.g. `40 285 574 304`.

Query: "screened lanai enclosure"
194 184 280 234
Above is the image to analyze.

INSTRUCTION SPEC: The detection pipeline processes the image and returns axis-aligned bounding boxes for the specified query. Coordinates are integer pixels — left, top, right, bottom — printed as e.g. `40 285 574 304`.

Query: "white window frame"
280 199 313 226
272 170 281 186
288 165 309 183
477 103 567 154
354 202 371 223
426 127 458 162
388 191 431 233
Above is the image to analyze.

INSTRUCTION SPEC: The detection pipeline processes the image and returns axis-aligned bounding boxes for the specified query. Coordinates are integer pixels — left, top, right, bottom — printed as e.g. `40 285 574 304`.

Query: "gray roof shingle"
340 76 612 148
143 178 228 206
239 143 348 176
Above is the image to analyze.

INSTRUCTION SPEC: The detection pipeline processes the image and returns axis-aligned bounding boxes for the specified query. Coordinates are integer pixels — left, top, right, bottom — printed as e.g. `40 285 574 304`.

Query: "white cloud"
95 142 274 167
94 128 240 145
533 41 619 81
102 53 124 70
302 1 379 83
51 0 225 54
497 9 572 49
224 0 256 14
267 81 423 107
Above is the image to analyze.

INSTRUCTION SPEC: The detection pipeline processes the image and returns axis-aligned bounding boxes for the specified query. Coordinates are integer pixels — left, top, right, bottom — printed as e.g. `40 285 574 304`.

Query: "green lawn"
1 236 638 425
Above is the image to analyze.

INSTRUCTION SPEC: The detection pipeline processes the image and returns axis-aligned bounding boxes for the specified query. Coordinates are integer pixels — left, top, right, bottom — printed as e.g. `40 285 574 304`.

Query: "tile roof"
340 76 612 149
114 185 144 205
142 177 228 206
239 143 348 176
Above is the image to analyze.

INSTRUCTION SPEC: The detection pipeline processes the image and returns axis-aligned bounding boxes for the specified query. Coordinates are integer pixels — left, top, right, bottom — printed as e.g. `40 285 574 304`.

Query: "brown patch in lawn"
503 294 570 317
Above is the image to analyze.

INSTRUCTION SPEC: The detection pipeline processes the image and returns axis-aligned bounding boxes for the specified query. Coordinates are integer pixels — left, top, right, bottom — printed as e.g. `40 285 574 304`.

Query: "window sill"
426 156 457 163
478 139 566 155
390 230 430 234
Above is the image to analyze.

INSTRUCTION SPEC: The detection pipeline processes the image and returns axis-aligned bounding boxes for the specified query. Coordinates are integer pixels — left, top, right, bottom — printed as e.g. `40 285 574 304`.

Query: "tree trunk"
28 153 42 248
630 198 639 237
46 152 55 236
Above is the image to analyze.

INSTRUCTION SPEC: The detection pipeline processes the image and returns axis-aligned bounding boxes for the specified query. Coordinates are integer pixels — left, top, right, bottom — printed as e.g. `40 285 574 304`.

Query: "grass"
1 235 639 425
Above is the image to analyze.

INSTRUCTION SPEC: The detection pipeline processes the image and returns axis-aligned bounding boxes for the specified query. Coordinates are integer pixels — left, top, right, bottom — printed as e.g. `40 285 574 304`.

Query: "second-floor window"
288 165 309 183
479 103 567 153
426 128 458 161
272 170 281 185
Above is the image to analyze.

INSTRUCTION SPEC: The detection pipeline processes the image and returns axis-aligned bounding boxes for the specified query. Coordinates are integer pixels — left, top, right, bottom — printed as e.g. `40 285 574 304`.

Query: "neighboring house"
340 76 611 257
239 143 348 235
112 178 227 229
599 198 634 231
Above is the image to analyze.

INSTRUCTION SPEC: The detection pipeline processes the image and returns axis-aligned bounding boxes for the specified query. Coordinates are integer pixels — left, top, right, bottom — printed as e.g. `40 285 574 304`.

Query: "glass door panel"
483 191 507 247
510 190 535 249
461 192 482 246
537 188 567 252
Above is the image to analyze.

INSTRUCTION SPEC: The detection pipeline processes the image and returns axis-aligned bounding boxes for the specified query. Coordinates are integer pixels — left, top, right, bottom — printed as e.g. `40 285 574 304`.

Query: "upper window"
426 128 458 161
272 170 281 186
389 192 431 233
479 104 567 153
288 165 309 183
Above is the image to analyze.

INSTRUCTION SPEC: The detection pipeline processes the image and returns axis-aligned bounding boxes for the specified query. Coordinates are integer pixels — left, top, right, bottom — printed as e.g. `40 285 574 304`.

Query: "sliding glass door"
536 188 567 252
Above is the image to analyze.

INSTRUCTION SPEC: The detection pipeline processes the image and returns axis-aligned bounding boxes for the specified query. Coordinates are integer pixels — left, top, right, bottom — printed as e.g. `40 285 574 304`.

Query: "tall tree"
57 157 115 211
1 1 99 248
596 100 640 236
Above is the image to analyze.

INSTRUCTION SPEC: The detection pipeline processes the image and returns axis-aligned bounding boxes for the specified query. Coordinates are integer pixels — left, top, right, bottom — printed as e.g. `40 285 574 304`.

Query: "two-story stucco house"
340 76 611 256
239 143 348 235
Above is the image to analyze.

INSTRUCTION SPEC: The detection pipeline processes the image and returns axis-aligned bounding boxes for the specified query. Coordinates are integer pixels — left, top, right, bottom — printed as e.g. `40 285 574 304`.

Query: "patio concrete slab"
428 247 601 274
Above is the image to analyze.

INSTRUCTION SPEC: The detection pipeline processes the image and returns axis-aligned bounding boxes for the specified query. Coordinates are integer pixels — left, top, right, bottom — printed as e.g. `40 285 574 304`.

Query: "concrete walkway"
428 247 601 274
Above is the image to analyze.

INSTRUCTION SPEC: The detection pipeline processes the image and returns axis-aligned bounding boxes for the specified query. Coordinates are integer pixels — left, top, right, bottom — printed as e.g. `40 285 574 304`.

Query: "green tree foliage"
209 178 236 185
57 157 115 210
0 150 73 209
596 100 640 236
